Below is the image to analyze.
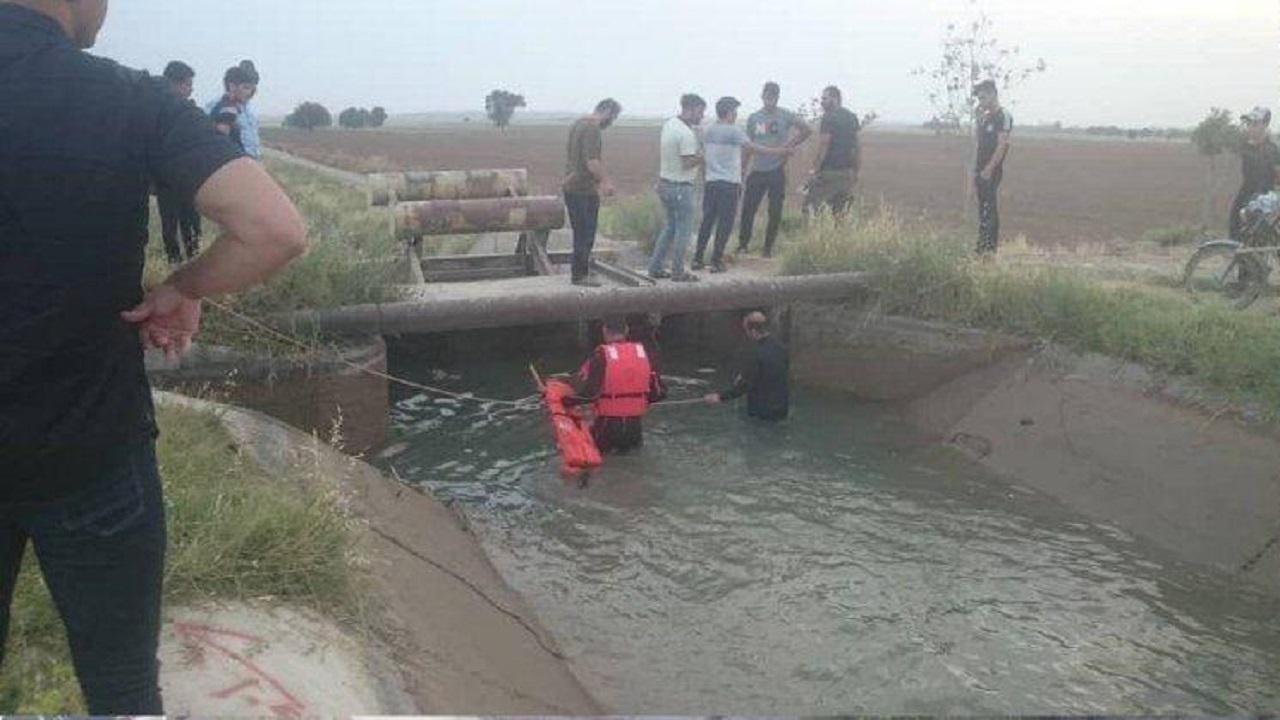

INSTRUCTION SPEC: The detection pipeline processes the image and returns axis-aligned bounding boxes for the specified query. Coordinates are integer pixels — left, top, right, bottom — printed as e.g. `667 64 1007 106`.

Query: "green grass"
600 193 663 251
1140 223 1211 247
144 159 404 350
782 206 1280 412
0 403 360 713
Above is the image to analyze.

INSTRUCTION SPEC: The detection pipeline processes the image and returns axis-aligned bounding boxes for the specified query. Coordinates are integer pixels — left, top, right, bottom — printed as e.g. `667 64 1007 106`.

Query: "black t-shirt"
211 96 245 152
975 108 1013 170
1239 140 1280 197
819 107 861 172
0 4 243 500
720 335 790 421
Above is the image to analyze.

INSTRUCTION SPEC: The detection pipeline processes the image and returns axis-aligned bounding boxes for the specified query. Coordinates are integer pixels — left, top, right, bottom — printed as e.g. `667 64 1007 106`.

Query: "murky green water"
381 347 1280 715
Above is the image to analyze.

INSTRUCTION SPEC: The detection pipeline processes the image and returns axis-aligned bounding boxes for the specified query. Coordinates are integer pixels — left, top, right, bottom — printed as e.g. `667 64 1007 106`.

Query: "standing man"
210 64 256 153
738 82 812 258
648 93 706 282
567 317 665 453
704 311 790 422
157 61 203 265
236 60 262 160
563 98 622 287
0 0 307 713
1230 106 1280 241
972 79 1012 256
693 96 791 273
804 85 861 218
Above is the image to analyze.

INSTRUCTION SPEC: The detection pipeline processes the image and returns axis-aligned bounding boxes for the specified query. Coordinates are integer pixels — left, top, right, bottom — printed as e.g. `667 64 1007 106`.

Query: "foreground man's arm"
122 158 307 356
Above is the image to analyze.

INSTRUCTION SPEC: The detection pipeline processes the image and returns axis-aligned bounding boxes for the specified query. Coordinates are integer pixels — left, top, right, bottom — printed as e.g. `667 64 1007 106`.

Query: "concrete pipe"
368 169 529 206
394 196 565 238
279 273 872 336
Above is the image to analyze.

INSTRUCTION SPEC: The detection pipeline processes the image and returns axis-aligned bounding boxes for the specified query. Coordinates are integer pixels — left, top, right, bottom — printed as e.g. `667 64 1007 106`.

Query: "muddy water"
381 348 1280 715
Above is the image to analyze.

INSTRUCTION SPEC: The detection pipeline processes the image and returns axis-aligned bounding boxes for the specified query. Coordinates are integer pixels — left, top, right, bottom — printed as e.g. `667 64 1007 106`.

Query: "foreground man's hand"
121 283 202 360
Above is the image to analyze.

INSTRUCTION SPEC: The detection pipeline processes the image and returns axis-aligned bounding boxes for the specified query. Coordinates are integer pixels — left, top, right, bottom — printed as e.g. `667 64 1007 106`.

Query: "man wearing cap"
738 82 812 258
0 0 307 713
692 97 792 273
805 85 862 219
972 79 1012 255
1231 107 1280 241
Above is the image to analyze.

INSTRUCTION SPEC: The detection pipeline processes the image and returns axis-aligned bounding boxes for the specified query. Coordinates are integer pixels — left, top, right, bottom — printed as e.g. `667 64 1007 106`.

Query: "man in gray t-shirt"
693 97 791 272
738 82 812 258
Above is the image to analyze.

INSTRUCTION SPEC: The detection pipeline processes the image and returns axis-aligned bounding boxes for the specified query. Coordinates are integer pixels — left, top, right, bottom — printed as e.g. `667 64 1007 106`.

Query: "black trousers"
1230 189 1260 241
975 167 1003 254
694 181 741 266
739 167 786 255
157 185 201 265
592 416 643 453
564 191 600 281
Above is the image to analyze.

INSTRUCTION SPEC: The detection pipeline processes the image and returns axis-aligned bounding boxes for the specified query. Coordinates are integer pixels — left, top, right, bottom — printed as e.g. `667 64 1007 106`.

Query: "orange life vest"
591 342 651 418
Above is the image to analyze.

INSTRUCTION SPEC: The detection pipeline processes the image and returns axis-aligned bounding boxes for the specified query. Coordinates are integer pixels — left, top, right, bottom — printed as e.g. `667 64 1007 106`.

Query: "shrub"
601 193 663 252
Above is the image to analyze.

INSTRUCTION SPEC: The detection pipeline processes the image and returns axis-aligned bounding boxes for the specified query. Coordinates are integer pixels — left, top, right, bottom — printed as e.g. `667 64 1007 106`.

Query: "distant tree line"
282 102 390 131
338 106 388 129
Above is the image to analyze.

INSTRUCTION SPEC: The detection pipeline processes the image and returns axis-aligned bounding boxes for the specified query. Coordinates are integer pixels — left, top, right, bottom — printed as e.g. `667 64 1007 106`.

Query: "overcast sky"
92 0 1278 127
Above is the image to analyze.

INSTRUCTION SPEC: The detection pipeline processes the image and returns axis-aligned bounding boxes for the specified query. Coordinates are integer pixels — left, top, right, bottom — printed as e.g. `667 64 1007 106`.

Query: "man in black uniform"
704 311 790 422
0 0 307 713
1230 106 1280 242
973 79 1012 256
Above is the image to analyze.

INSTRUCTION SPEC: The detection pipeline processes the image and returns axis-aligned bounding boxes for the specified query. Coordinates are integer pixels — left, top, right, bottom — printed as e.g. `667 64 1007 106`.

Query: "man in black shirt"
973 80 1012 255
804 85 861 219
0 0 307 713
704 311 790 422
1231 106 1280 242
157 60 203 265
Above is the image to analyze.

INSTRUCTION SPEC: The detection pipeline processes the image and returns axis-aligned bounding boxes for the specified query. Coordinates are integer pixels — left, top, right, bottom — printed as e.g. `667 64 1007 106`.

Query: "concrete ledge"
155 392 601 714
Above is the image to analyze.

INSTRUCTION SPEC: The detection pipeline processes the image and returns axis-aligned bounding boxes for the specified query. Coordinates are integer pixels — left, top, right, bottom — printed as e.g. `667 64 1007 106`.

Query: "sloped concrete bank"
790 303 1280 593
154 393 599 716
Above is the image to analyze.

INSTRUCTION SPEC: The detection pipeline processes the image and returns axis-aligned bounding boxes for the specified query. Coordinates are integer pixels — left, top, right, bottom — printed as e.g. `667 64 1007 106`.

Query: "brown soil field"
263 125 1239 246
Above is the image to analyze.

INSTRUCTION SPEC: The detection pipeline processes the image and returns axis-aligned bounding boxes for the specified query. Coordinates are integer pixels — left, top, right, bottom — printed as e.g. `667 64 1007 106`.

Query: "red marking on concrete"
173 621 308 716
211 678 260 699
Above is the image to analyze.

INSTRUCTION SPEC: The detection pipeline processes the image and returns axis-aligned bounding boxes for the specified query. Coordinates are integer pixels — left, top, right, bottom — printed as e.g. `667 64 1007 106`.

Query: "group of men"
564 310 792 456
563 80 1015 286
155 57 264 266
1 0 308 713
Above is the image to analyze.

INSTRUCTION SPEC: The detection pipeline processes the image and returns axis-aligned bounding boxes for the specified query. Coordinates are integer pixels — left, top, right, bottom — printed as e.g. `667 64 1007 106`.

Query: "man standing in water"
0 0 307 712
568 317 666 453
563 98 622 287
704 311 790 422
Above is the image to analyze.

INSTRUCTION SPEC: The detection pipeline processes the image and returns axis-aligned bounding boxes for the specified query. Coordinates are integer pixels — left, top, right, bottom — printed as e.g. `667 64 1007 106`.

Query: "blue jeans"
649 180 696 276
0 442 166 714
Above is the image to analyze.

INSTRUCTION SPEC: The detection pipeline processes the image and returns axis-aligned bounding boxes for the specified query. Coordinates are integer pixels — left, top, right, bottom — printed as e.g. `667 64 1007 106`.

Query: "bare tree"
913 1 1046 132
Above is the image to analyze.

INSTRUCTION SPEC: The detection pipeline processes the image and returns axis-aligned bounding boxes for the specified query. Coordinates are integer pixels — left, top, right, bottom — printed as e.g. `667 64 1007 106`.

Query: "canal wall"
789 303 1280 593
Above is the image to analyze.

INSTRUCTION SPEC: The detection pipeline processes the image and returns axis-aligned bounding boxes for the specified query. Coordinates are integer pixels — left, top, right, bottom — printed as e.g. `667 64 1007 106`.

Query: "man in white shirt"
648 93 706 282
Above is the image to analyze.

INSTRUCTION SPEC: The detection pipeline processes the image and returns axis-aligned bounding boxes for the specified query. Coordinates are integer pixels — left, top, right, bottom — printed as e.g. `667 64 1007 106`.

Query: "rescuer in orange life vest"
565 316 667 453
